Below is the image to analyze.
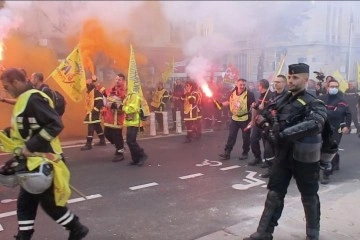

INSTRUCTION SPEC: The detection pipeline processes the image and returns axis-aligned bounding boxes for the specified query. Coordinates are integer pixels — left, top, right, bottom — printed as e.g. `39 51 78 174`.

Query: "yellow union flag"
162 58 174 83
50 46 86 102
127 45 144 97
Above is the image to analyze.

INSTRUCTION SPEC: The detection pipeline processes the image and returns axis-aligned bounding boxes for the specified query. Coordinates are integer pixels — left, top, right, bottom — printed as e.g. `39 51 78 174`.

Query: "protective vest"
103 86 126 128
84 88 104 124
150 89 168 111
123 92 150 127
6 89 70 206
230 90 248 121
183 92 198 121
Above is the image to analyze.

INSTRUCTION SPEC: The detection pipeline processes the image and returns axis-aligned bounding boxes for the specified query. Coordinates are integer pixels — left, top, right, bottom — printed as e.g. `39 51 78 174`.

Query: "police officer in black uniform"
243 63 327 240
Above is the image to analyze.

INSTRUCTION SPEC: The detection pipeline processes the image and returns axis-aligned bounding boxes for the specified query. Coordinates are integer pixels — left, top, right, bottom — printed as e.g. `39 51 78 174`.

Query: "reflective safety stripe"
94 107 99 111
19 226 34 230
39 129 53 141
19 220 35 224
56 210 71 224
61 213 74 225
296 98 306 106
28 117 37 124
16 117 23 122
30 124 40 130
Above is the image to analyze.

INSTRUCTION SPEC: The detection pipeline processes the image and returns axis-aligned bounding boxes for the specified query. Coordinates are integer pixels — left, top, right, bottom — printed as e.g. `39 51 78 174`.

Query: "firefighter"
123 89 150 166
150 81 169 131
80 78 106 150
102 73 127 162
182 80 201 143
318 79 351 184
0 68 88 240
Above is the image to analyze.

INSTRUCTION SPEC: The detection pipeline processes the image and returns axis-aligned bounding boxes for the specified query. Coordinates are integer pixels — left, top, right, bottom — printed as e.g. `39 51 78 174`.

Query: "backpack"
42 87 66 116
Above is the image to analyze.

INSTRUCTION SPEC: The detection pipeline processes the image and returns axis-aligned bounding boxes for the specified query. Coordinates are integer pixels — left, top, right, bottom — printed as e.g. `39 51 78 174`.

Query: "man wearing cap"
243 63 327 240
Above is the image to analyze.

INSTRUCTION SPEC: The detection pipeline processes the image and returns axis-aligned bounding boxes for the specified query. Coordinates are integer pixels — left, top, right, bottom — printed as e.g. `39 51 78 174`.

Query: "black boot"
219 150 231 160
320 170 330 185
66 217 89 240
80 137 92 151
243 191 283 240
14 230 34 240
112 149 125 162
302 196 320 240
94 134 106 146
248 157 262 166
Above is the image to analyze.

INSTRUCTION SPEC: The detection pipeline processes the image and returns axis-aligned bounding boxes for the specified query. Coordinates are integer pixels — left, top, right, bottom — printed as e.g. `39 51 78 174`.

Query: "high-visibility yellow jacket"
123 92 150 127
0 89 70 206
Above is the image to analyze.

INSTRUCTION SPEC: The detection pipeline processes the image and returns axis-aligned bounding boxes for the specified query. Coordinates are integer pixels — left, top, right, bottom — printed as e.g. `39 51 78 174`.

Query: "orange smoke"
73 18 147 76
1 34 59 78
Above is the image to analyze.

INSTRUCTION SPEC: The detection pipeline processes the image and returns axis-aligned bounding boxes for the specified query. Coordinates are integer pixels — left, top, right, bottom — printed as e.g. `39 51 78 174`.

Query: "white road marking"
67 194 102 203
0 199 17 204
220 165 241 171
0 223 3 231
0 211 16 219
0 194 102 220
179 173 204 179
129 182 159 190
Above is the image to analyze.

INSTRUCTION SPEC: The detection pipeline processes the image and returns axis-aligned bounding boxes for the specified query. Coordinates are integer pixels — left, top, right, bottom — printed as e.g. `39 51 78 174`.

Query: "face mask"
328 88 338 95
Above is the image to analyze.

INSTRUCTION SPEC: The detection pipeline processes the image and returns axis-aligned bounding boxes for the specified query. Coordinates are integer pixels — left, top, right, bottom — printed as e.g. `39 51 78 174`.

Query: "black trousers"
17 185 76 236
126 126 146 163
349 106 360 131
251 126 274 159
104 127 124 150
224 118 250 154
86 123 104 137
266 156 320 229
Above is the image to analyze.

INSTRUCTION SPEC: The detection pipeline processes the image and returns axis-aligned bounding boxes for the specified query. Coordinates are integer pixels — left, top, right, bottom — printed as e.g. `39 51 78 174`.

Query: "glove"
110 102 118 110
0 158 18 175
267 129 280 147
320 161 332 171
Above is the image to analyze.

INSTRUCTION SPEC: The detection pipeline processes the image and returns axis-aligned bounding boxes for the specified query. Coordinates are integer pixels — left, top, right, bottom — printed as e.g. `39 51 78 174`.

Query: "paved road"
0 130 359 240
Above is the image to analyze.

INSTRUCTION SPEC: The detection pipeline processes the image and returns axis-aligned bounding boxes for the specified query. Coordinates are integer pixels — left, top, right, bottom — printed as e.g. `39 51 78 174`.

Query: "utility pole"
346 13 354 80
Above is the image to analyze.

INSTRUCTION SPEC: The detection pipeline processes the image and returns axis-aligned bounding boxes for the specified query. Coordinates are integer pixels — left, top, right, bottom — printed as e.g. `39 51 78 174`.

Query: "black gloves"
0 158 18 175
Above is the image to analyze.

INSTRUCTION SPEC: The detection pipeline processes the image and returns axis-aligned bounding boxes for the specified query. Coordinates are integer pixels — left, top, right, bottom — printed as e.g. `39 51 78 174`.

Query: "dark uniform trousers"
264 142 320 236
104 127 124 150
126 126 146 163
17 185 79 238
224 118 250 155
250 125 273 160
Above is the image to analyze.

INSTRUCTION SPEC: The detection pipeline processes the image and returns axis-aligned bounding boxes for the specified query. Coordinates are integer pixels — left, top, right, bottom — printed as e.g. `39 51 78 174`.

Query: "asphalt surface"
0 129 359 240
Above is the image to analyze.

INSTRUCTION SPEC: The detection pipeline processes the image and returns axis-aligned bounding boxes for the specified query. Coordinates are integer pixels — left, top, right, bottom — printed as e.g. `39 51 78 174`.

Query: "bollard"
176 110 182 134
150 112 156 136
162 112 169 135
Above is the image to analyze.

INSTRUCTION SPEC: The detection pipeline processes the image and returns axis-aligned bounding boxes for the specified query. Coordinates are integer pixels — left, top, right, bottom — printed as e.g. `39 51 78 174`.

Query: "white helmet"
16 162 53 194
0 173 19 188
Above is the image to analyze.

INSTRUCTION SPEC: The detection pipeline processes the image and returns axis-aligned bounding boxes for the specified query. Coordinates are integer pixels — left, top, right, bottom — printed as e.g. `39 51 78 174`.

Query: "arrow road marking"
232 171 266 190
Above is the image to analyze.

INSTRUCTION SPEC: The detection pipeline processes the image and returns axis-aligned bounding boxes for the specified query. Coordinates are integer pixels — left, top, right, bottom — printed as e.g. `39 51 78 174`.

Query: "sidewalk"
195 180 360 240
